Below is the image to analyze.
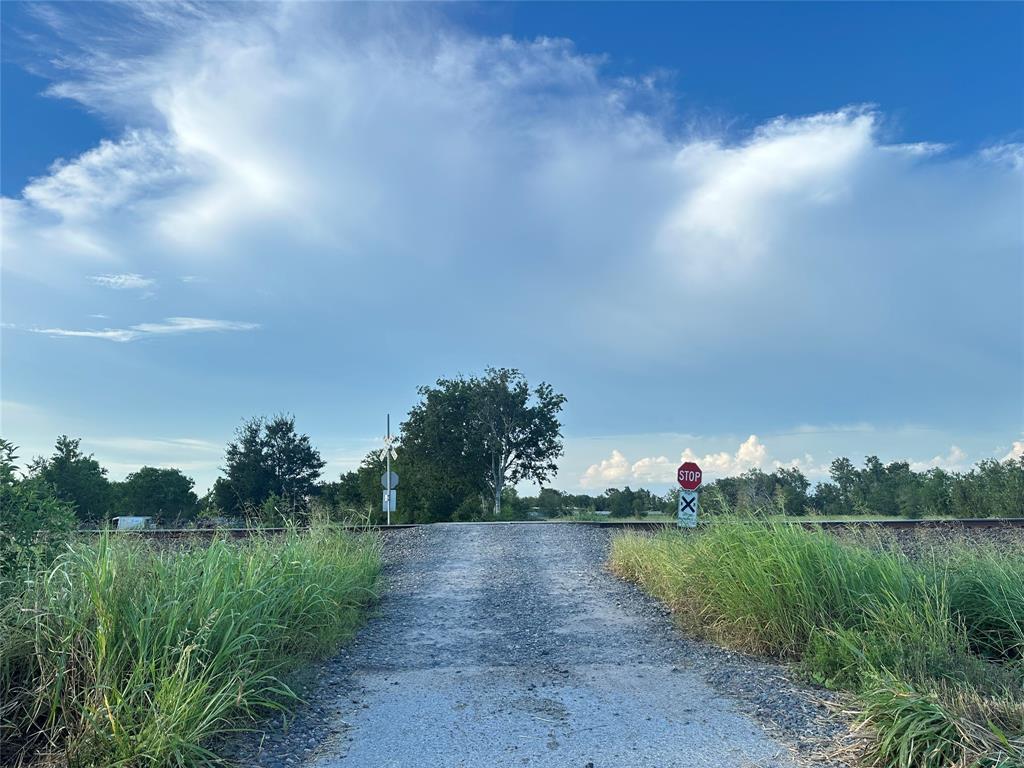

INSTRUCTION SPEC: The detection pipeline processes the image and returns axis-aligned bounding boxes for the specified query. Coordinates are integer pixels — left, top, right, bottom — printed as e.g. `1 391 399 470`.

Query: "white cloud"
1 4 1020 439
28 317 259 343
90 273 156 290
772 454 831 480
1003 440 1024 462
23 130 187 221
580 449 631 488
630 455 675 483
582 435 772 488
680 434 768 476
910 445 968 473
87 436 221 454
658 109 877 281
577 436 1015 490
981 143 1024 170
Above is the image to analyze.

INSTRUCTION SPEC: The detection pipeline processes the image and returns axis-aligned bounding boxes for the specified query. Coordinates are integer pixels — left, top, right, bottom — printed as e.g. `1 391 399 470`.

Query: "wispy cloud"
87 436 222 454
29 317 259 343
90 273 156 290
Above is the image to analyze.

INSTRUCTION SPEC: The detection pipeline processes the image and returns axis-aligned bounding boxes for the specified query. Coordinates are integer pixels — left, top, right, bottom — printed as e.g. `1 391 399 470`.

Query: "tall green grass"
609 519 1024 768
0 525 381 766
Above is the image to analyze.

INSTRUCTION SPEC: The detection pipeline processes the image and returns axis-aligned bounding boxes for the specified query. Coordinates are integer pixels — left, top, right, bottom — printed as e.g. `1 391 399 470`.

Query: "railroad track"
85 517 1024 537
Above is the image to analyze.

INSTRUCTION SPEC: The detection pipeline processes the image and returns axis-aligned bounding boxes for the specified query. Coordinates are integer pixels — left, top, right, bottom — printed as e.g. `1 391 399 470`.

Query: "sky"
1 1 1022 495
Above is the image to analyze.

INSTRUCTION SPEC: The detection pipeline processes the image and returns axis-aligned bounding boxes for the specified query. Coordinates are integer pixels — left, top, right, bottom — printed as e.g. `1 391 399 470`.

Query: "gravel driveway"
227 523 846 768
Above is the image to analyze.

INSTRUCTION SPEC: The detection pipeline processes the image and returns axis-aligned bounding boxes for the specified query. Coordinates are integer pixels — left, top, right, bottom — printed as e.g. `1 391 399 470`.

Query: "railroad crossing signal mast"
380 414 399 526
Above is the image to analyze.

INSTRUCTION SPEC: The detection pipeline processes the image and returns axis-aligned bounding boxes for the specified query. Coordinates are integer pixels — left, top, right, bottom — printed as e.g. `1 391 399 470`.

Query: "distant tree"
828 457 859 515
33 436 112 523
918 468 953 517
315 472 367 518
601 487 638 517
118 467 199 525
500 487 529 518
535 487 566 517
810 481 844 516
736 469 776 514
771 467 810 516
217 415 326 518
950 457 1024 518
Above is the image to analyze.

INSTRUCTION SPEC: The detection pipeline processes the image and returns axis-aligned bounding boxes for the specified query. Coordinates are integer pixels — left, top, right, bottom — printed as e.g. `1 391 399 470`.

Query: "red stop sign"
677 461 703 490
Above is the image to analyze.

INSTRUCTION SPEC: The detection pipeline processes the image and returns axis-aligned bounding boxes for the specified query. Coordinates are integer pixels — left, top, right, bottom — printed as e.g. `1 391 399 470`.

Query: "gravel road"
227 523 847 768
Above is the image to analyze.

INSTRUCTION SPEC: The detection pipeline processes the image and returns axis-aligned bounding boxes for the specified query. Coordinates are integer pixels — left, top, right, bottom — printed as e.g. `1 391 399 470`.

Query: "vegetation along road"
227 523 844 768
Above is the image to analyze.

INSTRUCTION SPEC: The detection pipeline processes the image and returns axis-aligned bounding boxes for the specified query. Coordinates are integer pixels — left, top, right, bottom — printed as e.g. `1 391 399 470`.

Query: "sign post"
379 414 399 525
676 461 702 528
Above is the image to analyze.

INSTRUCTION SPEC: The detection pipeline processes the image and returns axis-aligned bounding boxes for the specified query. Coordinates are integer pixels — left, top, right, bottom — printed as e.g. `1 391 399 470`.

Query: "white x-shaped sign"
379 434 398 462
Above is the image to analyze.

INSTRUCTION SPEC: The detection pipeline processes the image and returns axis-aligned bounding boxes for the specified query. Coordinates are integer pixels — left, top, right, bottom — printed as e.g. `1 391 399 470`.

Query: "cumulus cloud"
1 3 1020 433
630 455 676 483
582 435 772 487
578 437 1013 489
580 449 631 488
910 445 968 473
29 317 259 343
681 434 768 475
772 454 831 479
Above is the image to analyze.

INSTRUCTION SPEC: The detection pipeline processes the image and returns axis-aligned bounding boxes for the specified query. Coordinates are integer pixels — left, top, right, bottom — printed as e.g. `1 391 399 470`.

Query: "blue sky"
2 2 1022 493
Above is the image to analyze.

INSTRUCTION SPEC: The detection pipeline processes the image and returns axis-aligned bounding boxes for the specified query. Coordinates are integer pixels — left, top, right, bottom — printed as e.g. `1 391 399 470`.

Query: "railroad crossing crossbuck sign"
676 461 702 528
677 491 698 528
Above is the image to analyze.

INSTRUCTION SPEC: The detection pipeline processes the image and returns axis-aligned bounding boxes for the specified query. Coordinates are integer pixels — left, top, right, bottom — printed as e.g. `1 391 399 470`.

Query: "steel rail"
83 517 1024 537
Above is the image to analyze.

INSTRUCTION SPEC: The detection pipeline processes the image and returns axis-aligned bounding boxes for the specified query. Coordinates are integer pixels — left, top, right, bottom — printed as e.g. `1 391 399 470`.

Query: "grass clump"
0 524 381 766
609 518 1024 767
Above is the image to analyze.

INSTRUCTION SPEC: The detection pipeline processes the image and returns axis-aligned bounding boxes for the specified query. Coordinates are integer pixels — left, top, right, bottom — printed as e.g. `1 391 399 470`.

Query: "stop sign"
677 461 703 490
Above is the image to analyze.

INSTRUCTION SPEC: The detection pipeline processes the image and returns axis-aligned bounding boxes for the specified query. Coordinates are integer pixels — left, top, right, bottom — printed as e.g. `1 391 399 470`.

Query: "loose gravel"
223 523 849 768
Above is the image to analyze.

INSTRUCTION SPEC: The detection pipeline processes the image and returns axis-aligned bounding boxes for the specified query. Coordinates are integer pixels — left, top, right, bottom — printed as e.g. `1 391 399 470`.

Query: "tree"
535 487 567 517
217 415 326 518
33 436 112 523
771 467 810 516
315 472 367 518
117 467 199 525
401 368 566 517
474 368 566 516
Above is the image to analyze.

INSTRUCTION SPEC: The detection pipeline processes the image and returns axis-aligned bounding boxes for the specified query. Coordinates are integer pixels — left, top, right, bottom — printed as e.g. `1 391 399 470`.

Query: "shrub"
1 524 381 766
609 519 1024 766
0 440 76 590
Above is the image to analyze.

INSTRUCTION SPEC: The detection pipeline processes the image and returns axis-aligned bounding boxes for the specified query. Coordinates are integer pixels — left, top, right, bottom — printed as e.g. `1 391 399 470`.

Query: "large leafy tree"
117 467 199 525
216 415 326 517
32 436 113 523
402 368 566 517
475 368 566 516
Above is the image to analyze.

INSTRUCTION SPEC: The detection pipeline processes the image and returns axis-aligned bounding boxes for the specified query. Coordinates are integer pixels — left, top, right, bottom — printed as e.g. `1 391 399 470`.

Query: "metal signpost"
676 460 702 528
380 414 399 525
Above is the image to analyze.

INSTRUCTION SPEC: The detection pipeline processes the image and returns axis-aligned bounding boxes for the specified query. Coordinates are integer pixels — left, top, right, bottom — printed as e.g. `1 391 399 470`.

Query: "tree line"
694 455 1022 519
0 369 568 528
509 457 1021 520
2 366 1021 532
